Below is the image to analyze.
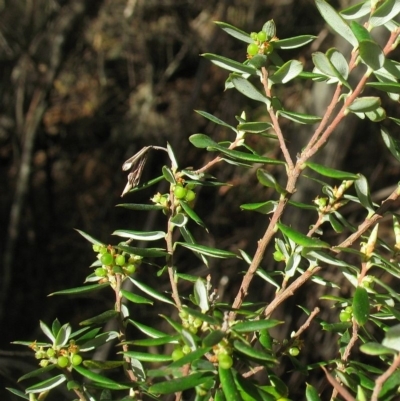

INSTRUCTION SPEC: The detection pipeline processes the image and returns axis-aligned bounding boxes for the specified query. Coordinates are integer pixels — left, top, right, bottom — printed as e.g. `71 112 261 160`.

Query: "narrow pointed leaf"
211 144 285 164
240 201 277 214
73 365 130 389
75 229 105 246
214 21 252 43
277 222 330 248
40 321 55 343
270 60 303 84
121 289 153 305
6 388 29 400
202 330 225 347
167 142 178 170
149 372 214 394
83 360 125 370
360 342 397 355
355 175 375 212
370 0 400 27
80 310 119 326
381 127 400 162
233 340 277 362
219 366 244 401
233 319 283 333
353 286 369 326
304 161 358 180
128 335 179 346
382 324 400 352
195 110 237 131
350 20 372 43
179 200 207 230
55 323 71 347
128 319 167 338
112 230 165 241
194 278 209 312
274 35 316 49
367 82 400 94
25 374 66 393
347 96 381 112
115 244 167 258
189 133 218 149
123 351 172 363
237 121 274 133
128 277 174 305
315 0 357 47
79 331 119 351
341 1 371 19
18 364 57 382
202 53 257 75
278 110 322 124
231 76 271 106
306 383 322 401
162 165 176 184
116 203 163 211
175 242 237 258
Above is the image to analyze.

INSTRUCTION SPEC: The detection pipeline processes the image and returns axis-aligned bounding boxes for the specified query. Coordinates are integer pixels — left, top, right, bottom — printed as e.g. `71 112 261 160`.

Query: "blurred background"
1 0 400 399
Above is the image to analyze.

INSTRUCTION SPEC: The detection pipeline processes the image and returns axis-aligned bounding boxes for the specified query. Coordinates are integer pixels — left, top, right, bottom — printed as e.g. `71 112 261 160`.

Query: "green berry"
193 318 203 328
339 311 351 322
289 347 300 356
125 264 136 274
250 32 258 41
99 246 107 255
71 354 83 366
218 353 233 369
171 347 185 361
182 345 191 354
115 254 126 266
264 42 274 55
247 43 259 56
257 31 267 42
101 253 114 266
57 356 69 368
174 185 187 199
92 244 100 252
46 348 56 358
95 267 107 277
185 189 196 202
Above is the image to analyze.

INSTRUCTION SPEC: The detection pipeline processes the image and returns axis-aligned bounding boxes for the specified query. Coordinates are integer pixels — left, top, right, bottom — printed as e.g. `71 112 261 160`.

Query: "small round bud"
95 267 108 277
171 347 185 361
289 347 300 356
101 253 114 266
125 264 136 274
217 353 233 369
115 254 126 266
247 43 259 56
185 189 196 202
257 31 267 42
174 185 187 199
71 354 83 366
57 356 70 368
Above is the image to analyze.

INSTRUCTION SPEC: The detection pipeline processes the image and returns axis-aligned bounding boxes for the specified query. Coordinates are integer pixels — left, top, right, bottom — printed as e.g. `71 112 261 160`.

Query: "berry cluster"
32 341 83 369
247 30 274 58
92 245 142 284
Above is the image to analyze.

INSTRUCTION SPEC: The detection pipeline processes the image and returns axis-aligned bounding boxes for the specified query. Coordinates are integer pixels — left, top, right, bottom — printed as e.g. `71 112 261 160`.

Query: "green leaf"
25 374 67 393
6 388 29 400
233 340 277 362
355 174 375 212
219 367 244 401
240 201 277 214
116 203 164 211
304 161 358 180
175 242 237 258
149 372 214 394
80 310 119 326
347 96 381 112
360 342 397 355
237 121 274 134
162 165 176 184
382 323 400 352
306 383 322 401
202 330 225 347
40 320 55 343
359 40 385 70
350 20 372 43
128 335 179 347
312 50 350 87
214 21 252 43
18 364 57 382
167 142 178 170
315 0 357 47
168 347 211 369
112 229 166 241
277 110 322 124
189 134 217 149
365 107 386 122
128 277 175 305
367 81 400 94
381 127 400 162
213 145 284 164
233 319 283 333
128 319 168 338
231 76 271 106
273 35 316 49
123 351 172 363
73 365 130 390
75 229 105 246
257 169 286 194
182 306 221 326
277 222 330 248
269 60 303 85
195 110 237 131
179 200 207 230
194 278 209 312
115 244 167 258
202 53 257 76
79 331 119 352
55 323 71 347
353 286 369 326
83 360 126 370
370 0 400 27
341 1 371 19
121 289 153 305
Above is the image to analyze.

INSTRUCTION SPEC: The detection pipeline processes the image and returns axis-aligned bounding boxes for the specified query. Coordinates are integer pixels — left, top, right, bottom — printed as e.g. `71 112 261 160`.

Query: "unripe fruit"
339 311 352 322
182 345 191 354
289 347 300 356
92 244 100 252
218 353 233 369
99 246 107 255
125 264 136 274
250 32 258 41
71 354 83 366
257 31 267 42
115 254 126 266
171 347 185 361
174 185 187 199
101 253 114 266
95 267 107 277
57 356 69 368
247 43 259 56
46 348 56 358
193 318 203 328
264 42 274 55
185 189 196 202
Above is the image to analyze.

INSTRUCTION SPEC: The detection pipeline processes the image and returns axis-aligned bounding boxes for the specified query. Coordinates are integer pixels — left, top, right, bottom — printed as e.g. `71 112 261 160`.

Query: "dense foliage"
7 1 400 400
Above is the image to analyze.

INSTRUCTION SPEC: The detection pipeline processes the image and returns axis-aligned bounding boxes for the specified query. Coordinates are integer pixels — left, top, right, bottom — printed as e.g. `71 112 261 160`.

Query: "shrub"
7 1 400 400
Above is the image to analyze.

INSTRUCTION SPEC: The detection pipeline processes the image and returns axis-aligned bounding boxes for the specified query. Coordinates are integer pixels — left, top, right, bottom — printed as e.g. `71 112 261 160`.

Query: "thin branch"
292 307 320 339
371 352 400 401
321 366 356 401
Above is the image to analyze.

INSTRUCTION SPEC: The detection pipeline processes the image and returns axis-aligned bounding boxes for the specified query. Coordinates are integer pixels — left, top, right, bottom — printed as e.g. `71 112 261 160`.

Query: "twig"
371 352 400 401
292 307 320 339
321 366 356 401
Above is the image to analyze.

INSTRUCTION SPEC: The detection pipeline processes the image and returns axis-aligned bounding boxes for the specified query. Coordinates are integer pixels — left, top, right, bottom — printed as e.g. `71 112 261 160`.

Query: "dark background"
1 0 399 399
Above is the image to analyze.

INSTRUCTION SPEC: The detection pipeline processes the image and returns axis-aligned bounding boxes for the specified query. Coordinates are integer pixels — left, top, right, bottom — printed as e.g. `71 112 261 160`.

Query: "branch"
371 352 400 401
